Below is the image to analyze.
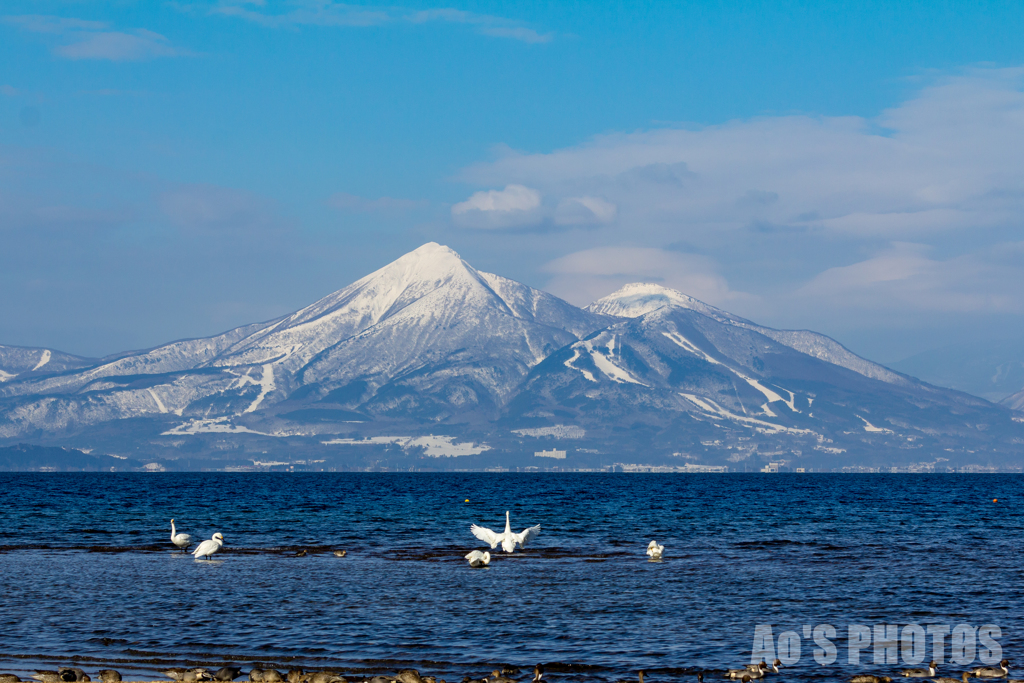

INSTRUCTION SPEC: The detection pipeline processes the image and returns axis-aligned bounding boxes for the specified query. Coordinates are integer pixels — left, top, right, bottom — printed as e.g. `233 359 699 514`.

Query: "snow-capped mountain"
0 243 610 435
1003 388 1024 412
0 345 94 383
588 284 905 385
0 244 1020 469
509 302 1004 458
587 282 748 322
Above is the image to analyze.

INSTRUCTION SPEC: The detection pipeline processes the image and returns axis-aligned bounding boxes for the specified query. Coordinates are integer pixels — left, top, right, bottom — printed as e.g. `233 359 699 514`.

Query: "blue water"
0 474 1022 683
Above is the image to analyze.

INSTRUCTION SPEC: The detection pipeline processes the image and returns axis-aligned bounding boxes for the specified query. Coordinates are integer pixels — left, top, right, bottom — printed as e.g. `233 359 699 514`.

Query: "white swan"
193 532 225 560
465 550 491 567
471 511 540 553
170 519 192 552
647 540 664 559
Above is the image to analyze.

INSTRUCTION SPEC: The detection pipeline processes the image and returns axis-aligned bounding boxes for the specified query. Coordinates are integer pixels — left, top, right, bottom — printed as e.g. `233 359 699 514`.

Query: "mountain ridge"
1 243 1020 470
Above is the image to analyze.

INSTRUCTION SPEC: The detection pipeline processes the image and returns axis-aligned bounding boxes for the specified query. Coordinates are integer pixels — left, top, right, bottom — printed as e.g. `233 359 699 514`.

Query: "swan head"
482 551 490 564
213 533 224 543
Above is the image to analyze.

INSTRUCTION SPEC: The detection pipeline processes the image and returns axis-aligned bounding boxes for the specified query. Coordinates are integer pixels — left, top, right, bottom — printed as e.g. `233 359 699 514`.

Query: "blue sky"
2 1 1024 372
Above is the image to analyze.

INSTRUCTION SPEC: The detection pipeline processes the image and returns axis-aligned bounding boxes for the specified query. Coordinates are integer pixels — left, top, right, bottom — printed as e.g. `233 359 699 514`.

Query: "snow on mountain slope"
587 282 748 324
0 243 612 435
512 304 995 449
587 283 906 385
0 345 96 382
278 245 611 411
2 244 1010 456
0 321 277 399
198 243 609 407
1003 388 1024 412
210 243 598 363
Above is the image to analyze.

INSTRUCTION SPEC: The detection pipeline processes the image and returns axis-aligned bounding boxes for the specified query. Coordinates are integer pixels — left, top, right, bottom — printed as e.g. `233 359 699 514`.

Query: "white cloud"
214 2 553 43
459 69 1024 241
796 242 1024 314
56 30 186 61
213 2 390 28
451 184 543 229
455 68 1024 334
477 26 552 44
554 196 617 226
542 246 752 308
4 15 188 61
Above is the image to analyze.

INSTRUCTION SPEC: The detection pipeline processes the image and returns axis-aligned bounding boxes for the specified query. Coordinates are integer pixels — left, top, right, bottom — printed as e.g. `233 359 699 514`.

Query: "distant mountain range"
1 243 1021 471
0 443 148 472
889 340 1024 403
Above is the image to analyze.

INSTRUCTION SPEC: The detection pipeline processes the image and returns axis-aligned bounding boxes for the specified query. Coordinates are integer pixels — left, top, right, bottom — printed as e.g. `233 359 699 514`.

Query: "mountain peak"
410 241 459 257
400 241 463 264
586 282 728 319
376 242 467 282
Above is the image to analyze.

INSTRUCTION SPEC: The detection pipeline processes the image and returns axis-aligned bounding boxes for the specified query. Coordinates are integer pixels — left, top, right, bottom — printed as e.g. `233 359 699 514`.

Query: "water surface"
0 473 1020 683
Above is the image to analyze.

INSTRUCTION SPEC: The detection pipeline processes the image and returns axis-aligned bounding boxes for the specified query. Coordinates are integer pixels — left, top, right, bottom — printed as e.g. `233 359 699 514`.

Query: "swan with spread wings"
470 510 541 554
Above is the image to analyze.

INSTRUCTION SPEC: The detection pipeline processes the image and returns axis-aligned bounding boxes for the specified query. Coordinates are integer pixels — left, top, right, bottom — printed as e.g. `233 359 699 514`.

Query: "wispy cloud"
451 184 543 229
407 8 552 43
3 15 190 61
796 242 1024 314
459 69 1024 240
212 1 390 28
450 185 617 230
57 29 186 61
211 1 553 43
455 68 1024 321
542 246 752 309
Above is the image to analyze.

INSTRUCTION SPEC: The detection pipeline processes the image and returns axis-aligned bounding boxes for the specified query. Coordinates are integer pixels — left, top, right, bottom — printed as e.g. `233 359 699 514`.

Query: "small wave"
732 539 849 550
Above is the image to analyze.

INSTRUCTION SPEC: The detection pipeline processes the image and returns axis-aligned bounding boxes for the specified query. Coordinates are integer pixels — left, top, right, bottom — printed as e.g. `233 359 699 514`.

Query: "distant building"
679 463 728 473
615 462 727 473
535 448 566 459
760 461 785 473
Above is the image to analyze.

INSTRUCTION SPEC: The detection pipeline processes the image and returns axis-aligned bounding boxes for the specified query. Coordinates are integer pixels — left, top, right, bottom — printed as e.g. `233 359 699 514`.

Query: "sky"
2 1 1024 382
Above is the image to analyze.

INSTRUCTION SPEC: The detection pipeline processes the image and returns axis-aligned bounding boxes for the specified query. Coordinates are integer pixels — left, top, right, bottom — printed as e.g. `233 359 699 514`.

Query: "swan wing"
193 540 215 556
470 524 501 548
514 524 541 548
